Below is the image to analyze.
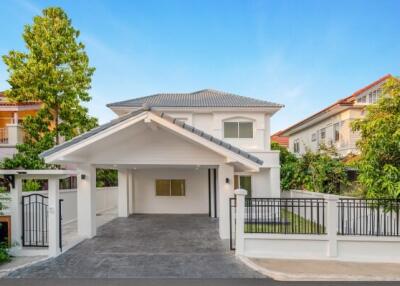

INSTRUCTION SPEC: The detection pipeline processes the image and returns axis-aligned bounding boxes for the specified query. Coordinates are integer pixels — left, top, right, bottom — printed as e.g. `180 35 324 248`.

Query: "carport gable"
41 108 263 170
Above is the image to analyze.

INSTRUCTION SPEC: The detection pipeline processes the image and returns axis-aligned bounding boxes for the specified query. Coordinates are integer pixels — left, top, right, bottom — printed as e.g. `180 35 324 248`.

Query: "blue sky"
0 0 399 132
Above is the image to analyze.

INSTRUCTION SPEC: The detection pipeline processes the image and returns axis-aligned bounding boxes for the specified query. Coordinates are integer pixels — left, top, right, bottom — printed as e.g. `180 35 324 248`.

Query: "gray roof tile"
107 89 283 108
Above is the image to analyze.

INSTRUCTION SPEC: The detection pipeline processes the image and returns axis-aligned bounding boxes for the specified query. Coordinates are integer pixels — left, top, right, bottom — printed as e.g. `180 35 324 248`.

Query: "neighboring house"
40 89 283 240
281 74 393 157
271 130 289 148
0 91 41 160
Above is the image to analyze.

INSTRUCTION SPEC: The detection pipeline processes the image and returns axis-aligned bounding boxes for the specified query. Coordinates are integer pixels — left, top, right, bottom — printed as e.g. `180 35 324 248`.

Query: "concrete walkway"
7 214 263 278
242 257 400 281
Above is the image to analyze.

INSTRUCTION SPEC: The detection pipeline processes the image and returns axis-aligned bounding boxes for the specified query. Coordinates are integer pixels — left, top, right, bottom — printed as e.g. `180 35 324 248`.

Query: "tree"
273 142 348 193
271 142 299 190
1 7 97 169
96 169 118 188
352 78 400 199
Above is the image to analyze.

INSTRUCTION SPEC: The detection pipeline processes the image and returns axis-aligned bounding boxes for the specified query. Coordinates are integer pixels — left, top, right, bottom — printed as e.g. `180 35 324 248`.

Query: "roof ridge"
107 89 283 108
280 74 393 135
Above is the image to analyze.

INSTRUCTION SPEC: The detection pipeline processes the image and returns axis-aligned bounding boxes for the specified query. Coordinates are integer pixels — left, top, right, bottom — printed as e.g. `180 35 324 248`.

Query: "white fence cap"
234 188 248 196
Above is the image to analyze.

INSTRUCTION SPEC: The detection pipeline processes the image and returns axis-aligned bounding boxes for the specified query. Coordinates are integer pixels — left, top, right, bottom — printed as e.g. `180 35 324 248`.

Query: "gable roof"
107 89 283 109
41 107 263 166
281 74 393 136
271 130 289 148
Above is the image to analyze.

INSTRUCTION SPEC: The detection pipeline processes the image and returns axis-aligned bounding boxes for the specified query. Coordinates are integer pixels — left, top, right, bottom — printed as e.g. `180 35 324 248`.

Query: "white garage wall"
133 168 209 214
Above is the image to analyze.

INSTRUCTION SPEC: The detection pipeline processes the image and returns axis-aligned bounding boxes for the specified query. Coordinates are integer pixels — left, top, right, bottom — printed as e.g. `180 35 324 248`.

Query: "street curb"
238 256 400 281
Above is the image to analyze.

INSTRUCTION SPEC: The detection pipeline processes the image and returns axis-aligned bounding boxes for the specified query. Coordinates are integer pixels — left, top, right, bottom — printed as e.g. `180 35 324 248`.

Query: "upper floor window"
358 95 367 104
293 139 300 153
311 133 317 142
224 121 253 138
333 123 340 142
357 89 381 104
320 128 326 141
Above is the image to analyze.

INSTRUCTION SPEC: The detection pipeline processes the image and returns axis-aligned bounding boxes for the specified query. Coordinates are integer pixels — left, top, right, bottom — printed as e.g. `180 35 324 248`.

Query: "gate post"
235 189 247 256
10 176 22 250
48 177 61 257
326 196 338 257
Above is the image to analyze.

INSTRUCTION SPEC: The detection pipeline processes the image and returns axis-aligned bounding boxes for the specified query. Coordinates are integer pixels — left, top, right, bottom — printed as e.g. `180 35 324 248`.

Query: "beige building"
281 74 393 157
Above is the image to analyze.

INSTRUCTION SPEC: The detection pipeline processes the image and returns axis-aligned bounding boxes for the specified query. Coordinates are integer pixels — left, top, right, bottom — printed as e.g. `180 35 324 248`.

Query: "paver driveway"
8 214 264 278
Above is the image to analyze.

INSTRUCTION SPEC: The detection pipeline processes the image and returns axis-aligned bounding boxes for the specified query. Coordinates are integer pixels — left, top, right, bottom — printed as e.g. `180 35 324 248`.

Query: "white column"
270 167 281 198
234 188 247 256
118 169 129 217
218 164 234 239
128 170 135 215
326 197 338 257
77 164 97 238
10 176 22 248
48 177 60 257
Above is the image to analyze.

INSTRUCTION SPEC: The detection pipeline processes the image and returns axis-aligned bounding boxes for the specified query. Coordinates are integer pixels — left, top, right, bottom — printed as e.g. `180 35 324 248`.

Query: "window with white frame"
293 139 300 153
333 123 340 142
311 133 317 142
320 128 326 141
224 121 253 138
155 179 185 196
357 95 367 104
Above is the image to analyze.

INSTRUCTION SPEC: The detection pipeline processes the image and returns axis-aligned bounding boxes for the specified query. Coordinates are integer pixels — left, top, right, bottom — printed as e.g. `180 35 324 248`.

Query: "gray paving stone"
7 214 265 278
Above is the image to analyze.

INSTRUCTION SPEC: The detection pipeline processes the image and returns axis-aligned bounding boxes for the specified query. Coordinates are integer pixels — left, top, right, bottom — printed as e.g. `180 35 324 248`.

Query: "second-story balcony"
0 124 24 146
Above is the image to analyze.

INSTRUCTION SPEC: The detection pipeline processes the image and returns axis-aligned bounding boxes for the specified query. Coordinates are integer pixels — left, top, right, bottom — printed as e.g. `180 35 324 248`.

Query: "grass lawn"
244 209 326 234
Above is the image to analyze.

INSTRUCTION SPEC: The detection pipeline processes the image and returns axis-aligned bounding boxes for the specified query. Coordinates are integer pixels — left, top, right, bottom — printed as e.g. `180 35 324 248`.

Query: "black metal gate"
229 197 236 250
22 194 63 249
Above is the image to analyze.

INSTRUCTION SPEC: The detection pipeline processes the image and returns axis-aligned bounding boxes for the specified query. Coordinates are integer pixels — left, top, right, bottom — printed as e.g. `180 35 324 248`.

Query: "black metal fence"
338 199 400 236
244 198 326 234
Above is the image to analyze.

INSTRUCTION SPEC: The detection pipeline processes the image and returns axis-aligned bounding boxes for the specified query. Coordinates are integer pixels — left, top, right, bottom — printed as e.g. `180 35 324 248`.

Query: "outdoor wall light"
81 174 86 180
225 178 230 184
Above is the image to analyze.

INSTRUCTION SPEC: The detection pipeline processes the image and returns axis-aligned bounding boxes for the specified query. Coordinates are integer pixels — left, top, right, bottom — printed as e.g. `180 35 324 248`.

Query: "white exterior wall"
164 111 271 152
242 234 400 263
133 168 209 214
288 108 363 157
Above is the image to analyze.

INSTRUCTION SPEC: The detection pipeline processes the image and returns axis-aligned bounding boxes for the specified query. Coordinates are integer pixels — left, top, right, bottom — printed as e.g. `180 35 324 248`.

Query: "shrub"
23 180 41 192
0 187 11 263
0 242 10 264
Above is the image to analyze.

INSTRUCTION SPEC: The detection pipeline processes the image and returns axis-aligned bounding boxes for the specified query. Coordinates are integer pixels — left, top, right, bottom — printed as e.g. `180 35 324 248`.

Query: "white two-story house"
281 74 393 157
40 89 283 240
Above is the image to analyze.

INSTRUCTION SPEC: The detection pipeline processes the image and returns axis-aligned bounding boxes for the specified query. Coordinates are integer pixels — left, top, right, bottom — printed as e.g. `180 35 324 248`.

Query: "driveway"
8 214 264 278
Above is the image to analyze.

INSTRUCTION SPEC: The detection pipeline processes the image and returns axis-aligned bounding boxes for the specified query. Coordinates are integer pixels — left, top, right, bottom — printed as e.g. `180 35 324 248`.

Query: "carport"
38 108 263 258
7 214 262 278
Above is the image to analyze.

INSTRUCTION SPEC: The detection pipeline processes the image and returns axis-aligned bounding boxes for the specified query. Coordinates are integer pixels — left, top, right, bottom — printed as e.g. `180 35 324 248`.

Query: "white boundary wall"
15 187 118 225
235 190 400 263
283 189 351 200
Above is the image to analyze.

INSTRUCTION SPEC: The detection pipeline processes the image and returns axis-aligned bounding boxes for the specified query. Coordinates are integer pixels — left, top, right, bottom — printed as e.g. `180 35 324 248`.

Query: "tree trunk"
55 98 59 145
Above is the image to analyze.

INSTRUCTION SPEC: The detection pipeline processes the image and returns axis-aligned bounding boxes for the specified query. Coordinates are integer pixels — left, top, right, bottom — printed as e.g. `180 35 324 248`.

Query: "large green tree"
352 78 400 199
2 7 97 169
